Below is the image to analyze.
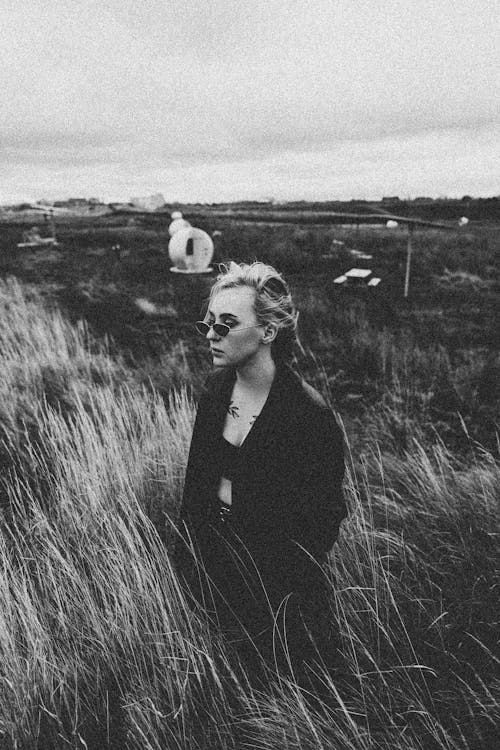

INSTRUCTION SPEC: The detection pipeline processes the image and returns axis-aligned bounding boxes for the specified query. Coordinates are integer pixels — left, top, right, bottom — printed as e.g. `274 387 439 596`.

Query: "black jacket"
174 361 346 606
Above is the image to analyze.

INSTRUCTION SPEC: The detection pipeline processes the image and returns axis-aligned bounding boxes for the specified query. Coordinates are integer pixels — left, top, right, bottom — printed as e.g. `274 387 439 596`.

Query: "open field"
0 210 499 748
1 210 498 450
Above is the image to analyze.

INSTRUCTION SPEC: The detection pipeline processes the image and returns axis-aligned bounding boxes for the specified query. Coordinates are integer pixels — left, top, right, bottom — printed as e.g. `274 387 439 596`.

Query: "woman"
174 261 347 687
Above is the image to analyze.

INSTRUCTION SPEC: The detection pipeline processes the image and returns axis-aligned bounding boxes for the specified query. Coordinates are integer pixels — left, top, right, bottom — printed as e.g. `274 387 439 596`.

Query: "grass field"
0 212 499 748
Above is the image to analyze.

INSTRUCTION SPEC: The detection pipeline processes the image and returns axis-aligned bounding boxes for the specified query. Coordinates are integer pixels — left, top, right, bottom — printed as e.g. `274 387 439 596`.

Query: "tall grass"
0 279 499 748
294 293 500 453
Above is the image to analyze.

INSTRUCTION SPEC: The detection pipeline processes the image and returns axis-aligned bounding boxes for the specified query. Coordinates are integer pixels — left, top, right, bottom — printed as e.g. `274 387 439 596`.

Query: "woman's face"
204 286 265 368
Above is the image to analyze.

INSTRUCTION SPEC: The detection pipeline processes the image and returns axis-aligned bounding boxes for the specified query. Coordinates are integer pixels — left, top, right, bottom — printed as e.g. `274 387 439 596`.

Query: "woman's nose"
206 326 218 340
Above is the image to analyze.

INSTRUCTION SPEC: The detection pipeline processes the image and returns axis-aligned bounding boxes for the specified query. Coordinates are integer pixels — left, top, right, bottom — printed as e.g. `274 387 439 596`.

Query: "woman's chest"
222 391 269 447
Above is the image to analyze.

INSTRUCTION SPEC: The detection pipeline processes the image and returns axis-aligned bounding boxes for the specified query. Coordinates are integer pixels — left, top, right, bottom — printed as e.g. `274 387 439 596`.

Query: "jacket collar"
207 361 300 454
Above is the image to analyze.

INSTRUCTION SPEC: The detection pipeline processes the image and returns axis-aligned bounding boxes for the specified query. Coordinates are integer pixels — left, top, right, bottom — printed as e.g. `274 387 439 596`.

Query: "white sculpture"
168 218 191 237
169 226 214 274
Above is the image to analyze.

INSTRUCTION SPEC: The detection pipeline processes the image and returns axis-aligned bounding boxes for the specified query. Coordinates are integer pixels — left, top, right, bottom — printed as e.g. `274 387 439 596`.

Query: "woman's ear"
262 323 278 344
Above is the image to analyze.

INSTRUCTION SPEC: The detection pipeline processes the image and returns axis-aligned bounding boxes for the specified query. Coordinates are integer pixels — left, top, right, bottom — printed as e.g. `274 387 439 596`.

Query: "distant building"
109 202 136 212
382 196 400 203
413 196 434 203
129 193 166 211
46 198 109 215
53 198 88 208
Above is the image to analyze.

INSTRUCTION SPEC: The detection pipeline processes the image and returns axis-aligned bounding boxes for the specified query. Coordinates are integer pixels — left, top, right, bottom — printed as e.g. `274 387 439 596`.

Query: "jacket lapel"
237 363 298 457
209 366 236 433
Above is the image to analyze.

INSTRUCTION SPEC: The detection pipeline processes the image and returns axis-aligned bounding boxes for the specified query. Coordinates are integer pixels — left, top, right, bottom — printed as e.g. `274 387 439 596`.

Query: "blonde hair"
208 261 300 364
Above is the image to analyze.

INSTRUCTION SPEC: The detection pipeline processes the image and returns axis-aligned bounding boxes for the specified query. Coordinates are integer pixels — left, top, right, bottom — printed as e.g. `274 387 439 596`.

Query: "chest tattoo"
227 401 260 426
227 401 240 419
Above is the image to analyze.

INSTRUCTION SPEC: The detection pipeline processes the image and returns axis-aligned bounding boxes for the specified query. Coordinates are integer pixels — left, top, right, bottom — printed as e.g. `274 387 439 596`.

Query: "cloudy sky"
2 0 499 203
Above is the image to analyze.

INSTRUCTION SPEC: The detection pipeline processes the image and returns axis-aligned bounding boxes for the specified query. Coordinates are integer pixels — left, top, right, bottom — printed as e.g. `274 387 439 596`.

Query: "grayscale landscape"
1 0 499 747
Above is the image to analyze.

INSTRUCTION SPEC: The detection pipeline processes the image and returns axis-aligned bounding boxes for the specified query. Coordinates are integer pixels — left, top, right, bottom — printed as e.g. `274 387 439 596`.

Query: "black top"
219 435 240 481
211 435 239 523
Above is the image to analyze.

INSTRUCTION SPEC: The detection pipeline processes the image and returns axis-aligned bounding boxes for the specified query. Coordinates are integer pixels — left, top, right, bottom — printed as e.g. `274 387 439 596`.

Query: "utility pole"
404 223 414 298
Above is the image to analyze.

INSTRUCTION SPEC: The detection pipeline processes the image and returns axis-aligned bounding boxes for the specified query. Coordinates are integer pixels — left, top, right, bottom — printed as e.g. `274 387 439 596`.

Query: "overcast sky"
2 0 499 203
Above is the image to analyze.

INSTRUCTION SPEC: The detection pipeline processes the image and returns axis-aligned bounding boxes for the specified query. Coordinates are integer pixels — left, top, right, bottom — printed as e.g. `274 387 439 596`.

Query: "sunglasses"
195 321 263 338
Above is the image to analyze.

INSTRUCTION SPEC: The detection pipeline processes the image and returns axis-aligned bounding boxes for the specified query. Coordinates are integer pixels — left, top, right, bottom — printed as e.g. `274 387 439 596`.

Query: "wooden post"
404 222 414 298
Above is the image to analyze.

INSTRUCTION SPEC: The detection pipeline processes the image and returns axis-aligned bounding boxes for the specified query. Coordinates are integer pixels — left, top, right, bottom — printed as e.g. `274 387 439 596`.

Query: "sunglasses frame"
195 321 263 338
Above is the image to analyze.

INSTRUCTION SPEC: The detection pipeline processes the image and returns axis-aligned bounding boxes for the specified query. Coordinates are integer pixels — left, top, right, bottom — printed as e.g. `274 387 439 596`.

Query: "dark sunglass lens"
214 324 230 337
195 321 209 335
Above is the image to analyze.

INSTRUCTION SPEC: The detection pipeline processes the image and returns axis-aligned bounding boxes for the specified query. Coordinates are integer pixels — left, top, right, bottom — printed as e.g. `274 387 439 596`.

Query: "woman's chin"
211 352 228 367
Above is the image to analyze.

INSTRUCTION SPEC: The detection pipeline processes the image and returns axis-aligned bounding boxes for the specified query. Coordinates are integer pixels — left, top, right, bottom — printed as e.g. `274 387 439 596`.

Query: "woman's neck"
234 353 276 395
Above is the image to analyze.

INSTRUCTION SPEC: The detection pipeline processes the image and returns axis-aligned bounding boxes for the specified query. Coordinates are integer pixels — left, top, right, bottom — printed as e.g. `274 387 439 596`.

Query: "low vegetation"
0 213 498 748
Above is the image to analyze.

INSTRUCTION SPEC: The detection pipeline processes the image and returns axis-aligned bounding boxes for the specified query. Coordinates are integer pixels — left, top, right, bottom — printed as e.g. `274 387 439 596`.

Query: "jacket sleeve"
172 383 213 574
283 408 346 559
